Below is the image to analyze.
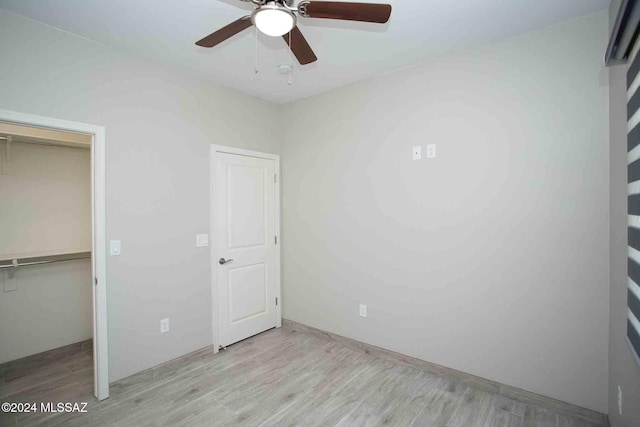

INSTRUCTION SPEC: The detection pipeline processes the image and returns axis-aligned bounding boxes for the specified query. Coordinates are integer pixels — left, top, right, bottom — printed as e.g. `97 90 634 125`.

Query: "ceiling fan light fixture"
252 4 296 37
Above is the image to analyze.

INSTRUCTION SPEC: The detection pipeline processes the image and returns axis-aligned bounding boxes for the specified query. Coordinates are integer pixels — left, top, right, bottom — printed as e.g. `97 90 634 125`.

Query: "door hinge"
276 297 278 306
274 173 277 183
275 236 278 245
94 277 98 286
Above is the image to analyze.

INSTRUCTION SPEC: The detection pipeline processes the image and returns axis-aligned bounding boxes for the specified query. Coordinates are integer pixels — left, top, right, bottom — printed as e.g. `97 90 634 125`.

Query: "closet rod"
0 252 91 269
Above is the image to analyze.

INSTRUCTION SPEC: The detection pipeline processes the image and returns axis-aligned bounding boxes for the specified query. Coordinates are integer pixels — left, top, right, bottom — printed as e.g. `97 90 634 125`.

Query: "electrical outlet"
412 146 421 160
160 318 170 334
359 304 367 318
618 385 623 415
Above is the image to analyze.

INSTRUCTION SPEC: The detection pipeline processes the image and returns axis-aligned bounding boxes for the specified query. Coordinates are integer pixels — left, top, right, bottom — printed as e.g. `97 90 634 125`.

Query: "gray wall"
608 2 640 426
0 260 92 364
0 10 281 382
280 12 610 412
0 142 91 258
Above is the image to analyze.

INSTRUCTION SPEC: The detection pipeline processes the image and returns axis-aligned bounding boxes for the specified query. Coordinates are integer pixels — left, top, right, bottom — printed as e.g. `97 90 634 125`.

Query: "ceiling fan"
195 1 392 65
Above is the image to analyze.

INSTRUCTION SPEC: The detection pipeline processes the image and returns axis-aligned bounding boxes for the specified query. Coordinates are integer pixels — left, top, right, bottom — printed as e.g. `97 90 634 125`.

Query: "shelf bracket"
3 260 18 292
8 259 17 279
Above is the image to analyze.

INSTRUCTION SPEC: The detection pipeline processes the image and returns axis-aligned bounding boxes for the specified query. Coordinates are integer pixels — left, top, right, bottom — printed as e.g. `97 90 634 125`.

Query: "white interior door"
215 152 277 347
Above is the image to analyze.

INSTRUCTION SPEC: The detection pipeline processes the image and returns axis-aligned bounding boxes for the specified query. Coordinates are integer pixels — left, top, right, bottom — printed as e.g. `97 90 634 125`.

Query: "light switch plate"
427 144 436 158
196 234 209 248
412 146 422 160
110 240 121 256
359 304 367 318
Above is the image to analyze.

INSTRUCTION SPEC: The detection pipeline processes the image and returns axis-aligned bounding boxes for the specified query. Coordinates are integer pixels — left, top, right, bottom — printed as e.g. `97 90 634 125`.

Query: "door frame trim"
0 109 109 400
210 145 281 353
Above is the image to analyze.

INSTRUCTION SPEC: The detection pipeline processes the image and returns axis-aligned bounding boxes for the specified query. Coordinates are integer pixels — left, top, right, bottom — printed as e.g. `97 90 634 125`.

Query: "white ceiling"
0 0 610 103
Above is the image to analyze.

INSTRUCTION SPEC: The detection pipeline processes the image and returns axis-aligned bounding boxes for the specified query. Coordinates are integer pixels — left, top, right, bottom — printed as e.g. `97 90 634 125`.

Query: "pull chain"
287 30 292 85
254 25 259 74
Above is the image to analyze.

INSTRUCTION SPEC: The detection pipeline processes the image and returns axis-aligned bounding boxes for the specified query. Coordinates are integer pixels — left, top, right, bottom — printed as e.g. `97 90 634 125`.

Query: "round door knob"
219 258 233 265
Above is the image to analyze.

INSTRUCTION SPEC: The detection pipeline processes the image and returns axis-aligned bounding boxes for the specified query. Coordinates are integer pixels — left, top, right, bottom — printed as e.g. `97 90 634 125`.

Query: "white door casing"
211 146 280 349
0 109 108 400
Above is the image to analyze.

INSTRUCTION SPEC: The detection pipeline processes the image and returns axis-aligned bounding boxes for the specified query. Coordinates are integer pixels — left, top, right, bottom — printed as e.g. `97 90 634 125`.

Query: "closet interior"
0 122 94 399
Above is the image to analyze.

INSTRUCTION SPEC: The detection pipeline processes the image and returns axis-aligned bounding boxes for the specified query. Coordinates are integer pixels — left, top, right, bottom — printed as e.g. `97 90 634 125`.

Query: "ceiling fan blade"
195 16 252 48
303 2 391 23
282 27 318 65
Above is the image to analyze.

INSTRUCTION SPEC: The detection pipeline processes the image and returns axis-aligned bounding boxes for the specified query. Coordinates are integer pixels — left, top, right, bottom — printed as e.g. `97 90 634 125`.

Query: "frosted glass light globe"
253 6 295 37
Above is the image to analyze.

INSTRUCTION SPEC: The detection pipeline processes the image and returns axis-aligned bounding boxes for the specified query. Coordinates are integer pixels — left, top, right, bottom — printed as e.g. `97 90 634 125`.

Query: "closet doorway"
0 110 108 401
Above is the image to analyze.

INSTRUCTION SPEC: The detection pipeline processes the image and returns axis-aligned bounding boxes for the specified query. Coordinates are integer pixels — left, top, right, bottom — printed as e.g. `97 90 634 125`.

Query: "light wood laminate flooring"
0 322 605 427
